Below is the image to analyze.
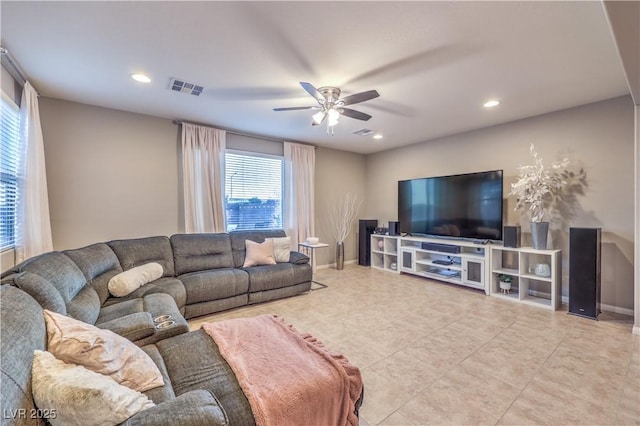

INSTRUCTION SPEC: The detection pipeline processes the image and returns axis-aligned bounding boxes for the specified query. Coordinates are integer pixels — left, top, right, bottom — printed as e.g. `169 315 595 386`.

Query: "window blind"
224 151 283 231
0 94 21 250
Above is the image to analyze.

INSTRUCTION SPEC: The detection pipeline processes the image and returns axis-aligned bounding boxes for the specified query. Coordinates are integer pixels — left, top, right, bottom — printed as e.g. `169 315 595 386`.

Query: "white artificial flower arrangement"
328 193 362 242
509 144 583 222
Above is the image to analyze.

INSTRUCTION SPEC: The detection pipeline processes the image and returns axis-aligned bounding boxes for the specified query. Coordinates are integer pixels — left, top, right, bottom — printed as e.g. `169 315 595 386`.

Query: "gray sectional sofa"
1 229 312 346
1 284 256 425
0 229 322 425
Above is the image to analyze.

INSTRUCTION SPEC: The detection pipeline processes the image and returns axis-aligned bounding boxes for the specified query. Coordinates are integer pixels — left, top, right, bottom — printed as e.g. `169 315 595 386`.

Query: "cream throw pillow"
108 262 163 297
267 236 291 263
43 310 164 392
32 350 154 426
243 239 276 267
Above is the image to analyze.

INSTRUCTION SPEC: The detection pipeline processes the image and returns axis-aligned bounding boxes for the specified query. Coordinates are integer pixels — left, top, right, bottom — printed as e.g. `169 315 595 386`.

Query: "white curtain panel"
16 81 53 262
283 142 315 244
181 123 226 233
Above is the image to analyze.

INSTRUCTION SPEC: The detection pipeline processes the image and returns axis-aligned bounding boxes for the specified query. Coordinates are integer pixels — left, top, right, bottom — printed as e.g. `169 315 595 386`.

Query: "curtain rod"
173 119 317 149
0 47 27 87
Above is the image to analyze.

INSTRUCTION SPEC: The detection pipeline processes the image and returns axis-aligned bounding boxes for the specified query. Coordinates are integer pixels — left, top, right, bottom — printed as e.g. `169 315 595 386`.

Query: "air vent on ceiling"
352 128 375 136
168 77 204 96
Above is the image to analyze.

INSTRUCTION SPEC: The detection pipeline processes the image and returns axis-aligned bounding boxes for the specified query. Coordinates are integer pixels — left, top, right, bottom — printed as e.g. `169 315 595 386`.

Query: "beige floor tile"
358 367 423 425
503 379 617 425
616 375 640 425
188 265 636 426
397 368 519 425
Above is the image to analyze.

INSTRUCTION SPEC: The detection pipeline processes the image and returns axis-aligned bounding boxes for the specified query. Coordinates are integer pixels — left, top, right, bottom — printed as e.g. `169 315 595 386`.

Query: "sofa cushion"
126 390 228 426
0 286 47 425
244 263 295 293
44 310 164 392
64 243 123 304
108 236 175 277
179 268 249 305
243 239 276 267
170 233 234 275
109 262 164 297
13 252 87 303
230 229 287 268
66 284 102 324
32 350 155 426
99 298 145 323
140 344 176 404
10 271 67 314
156 329 255 426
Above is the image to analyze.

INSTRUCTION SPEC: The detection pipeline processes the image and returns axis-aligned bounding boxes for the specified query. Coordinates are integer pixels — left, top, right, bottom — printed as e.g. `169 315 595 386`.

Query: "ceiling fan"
274 82 379 133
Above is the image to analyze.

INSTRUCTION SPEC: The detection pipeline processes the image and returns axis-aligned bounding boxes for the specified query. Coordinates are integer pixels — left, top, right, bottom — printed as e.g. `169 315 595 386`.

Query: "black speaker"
358 220 378 266
569 227 601 320
388 221 399 236
503 226 521 248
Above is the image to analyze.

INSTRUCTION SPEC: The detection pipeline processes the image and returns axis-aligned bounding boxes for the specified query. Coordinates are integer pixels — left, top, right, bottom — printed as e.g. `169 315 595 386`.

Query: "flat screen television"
398 170 503 241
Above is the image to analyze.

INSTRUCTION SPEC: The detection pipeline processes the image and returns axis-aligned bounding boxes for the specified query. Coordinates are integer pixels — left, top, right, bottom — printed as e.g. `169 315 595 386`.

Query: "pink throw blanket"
201 315 363 426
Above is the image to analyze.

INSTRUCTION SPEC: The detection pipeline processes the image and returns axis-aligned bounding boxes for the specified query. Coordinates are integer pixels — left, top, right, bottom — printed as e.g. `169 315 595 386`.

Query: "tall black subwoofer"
358 219 378 266
569 227 601 320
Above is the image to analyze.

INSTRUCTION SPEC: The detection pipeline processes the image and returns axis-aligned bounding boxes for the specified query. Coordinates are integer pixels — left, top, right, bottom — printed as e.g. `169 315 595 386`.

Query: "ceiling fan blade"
340 108 372 121
340 90 380 106
273 106 315 111
300 82 325 103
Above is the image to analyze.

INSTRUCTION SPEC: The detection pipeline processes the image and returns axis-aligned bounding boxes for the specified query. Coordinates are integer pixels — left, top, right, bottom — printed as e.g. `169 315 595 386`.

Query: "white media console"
370 234 562 310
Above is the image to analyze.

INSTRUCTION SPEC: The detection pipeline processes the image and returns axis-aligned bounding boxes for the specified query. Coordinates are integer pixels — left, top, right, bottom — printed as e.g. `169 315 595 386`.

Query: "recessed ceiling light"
373 134 383 140
483 100 500 108
131 73 151 83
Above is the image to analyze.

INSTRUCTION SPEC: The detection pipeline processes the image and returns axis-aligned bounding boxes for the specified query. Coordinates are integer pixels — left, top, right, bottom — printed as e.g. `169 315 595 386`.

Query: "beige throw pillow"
43 310 164 392
243 239 276 267
267 236 291 263
108 262 163 297
32 350 154 426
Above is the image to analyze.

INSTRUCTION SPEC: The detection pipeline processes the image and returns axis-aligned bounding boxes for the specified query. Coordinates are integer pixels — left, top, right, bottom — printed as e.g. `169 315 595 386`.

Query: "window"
224 150 283 231
0 93 21 251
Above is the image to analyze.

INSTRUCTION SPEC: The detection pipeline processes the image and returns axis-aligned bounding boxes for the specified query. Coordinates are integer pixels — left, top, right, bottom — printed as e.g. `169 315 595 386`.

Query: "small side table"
298 242 329 289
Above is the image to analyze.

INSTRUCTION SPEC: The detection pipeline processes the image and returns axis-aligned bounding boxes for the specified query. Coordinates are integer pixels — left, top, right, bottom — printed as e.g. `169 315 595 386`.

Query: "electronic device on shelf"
432 259 454 265
398 170 503 242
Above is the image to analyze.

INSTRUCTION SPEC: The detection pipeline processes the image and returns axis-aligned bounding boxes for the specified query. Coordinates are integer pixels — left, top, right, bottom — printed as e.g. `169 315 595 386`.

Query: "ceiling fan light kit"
274 82 379 135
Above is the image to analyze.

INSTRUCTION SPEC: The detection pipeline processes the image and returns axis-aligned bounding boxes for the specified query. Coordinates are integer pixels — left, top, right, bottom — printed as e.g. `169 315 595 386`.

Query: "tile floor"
189 265 639 426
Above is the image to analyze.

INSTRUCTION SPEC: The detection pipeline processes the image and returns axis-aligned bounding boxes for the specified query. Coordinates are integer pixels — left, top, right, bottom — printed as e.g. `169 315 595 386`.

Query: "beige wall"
37 98 366 269
314 147 367 267
39 98 181 250
32 95 636 313
365 95 635 311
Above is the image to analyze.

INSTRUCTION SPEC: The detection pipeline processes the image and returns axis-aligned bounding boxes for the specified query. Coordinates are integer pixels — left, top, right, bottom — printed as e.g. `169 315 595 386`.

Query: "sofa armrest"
123 390 229 426
97 312 156 342
288 251 310 265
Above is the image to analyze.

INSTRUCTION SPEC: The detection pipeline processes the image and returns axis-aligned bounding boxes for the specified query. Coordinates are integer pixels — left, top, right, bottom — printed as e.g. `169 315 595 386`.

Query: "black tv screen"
398 170 503 241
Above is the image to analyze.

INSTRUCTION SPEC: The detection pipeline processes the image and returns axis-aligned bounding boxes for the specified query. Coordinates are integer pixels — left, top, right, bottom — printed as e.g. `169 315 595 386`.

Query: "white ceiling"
0 1 630 154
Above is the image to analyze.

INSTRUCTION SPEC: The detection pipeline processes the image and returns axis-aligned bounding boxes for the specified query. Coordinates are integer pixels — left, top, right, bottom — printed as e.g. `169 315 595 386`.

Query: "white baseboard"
600 303 635 317
633 326 640 336
315 260 357 271
526 290 634 316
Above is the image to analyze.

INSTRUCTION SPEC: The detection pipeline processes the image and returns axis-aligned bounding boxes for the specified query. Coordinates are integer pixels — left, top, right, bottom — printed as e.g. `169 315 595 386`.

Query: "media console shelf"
489 246 562 310
370 235 399 273
372 235 490 294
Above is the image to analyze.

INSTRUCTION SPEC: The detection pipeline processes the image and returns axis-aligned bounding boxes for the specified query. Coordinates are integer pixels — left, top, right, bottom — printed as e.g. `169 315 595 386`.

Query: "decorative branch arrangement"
328 193 362 242
509 144 586 222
